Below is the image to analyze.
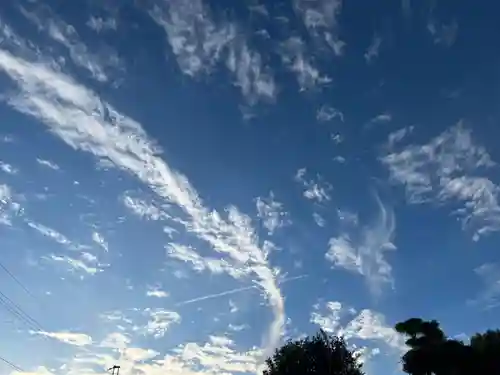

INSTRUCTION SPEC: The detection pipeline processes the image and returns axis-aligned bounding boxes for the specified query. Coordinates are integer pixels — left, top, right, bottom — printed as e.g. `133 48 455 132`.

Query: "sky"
0 0 500 374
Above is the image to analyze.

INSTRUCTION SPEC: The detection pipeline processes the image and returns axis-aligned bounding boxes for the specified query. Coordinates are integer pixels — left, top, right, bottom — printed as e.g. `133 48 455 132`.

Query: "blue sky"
1 0 500 374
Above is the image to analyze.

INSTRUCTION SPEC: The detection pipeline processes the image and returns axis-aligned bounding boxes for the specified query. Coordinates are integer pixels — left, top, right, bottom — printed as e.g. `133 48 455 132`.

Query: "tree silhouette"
263 330 364 375
395 318 500 375
395 318 448 375
470 329 500 374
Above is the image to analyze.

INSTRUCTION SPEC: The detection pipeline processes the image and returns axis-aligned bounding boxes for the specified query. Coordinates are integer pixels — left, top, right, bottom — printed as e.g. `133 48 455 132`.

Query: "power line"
0 290 44 332
0 355 25 372
0 260 45 332
0 260 38 301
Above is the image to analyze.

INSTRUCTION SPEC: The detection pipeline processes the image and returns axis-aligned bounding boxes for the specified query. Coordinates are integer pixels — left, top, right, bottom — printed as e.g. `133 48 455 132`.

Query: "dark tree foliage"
263 330 364 375
396 318 500 375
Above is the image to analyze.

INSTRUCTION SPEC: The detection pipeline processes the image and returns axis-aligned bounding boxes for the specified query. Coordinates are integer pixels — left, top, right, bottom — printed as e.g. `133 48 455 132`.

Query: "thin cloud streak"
175 274 308 306
175 285 258 307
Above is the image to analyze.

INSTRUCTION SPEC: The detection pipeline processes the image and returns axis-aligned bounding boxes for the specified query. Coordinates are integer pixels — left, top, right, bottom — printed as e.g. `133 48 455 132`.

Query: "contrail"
174 274 308 307
175 285 257 306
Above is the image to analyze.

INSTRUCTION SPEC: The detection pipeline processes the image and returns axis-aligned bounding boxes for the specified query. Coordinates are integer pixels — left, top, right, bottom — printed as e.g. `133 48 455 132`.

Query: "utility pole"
107 365 120 375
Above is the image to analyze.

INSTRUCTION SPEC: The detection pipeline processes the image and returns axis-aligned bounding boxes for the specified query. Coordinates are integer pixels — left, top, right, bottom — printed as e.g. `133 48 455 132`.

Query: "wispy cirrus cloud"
45 252 106 277
427 17 458 47
293 0 345 56
369 112 392 126
0 184 21 226
65 318 261 375
141 308 181 338
341 309 405 351
387 126 414 148
280 37 331 91
0 160 18 174
316 105 344 123
256 192 290 235
469 263 500 310
122 194 169 221
146 285 169 298
313 212 326 227
27 221 75 248
310 301 344 333
167 243 248 279
36 158 60 170
295 168 332 203
32 330 93 347
364 34 382 64
87 16 117 32
91 231 109 252
150 0 276 105
326 194 396 294
381 122 499 240
311 301 405 354
19 4 122 82
0 46 285 357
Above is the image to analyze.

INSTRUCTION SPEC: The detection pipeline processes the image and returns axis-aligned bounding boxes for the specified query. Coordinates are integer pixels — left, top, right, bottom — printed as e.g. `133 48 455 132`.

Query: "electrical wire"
0 355 25 372
0 261 37 301
0 291 44 332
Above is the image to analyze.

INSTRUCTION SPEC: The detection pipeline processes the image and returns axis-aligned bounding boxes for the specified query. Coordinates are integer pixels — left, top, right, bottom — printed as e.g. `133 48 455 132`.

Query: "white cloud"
0 184 21 226
91 231 109 252
228 323 248 332
46 252 105 276
167 243 248 279
27 221 74 248
280 37 331 91
36 158 60 170
173 340 262 374
293 0 345 56
331 133 343 144
33 331 92 346
0 44 284 358
229 299 239 313
316 105 344 122
326 194 396 294
150 0 275 105
381 122 499 239
12 366 55 375
338 209 358 225
86 16 117 32
341 309 405 352
369 112 392 125
209 335 234 347
469 263 500 309
256 192 290 235
20 5 121 82
0 160 18 174
440 177 500 240
122 195 169 221
295 168 331 203
311 302 405 353
364 34 382 64
387 126 414 148
149 0 234 77
310 301 343 333
327 235 360 271
141 308 181 338
333 156 346 163
225 42 277 105
146 285 169 298
313 212 326 227
100 331 131 349
427 18 458 47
